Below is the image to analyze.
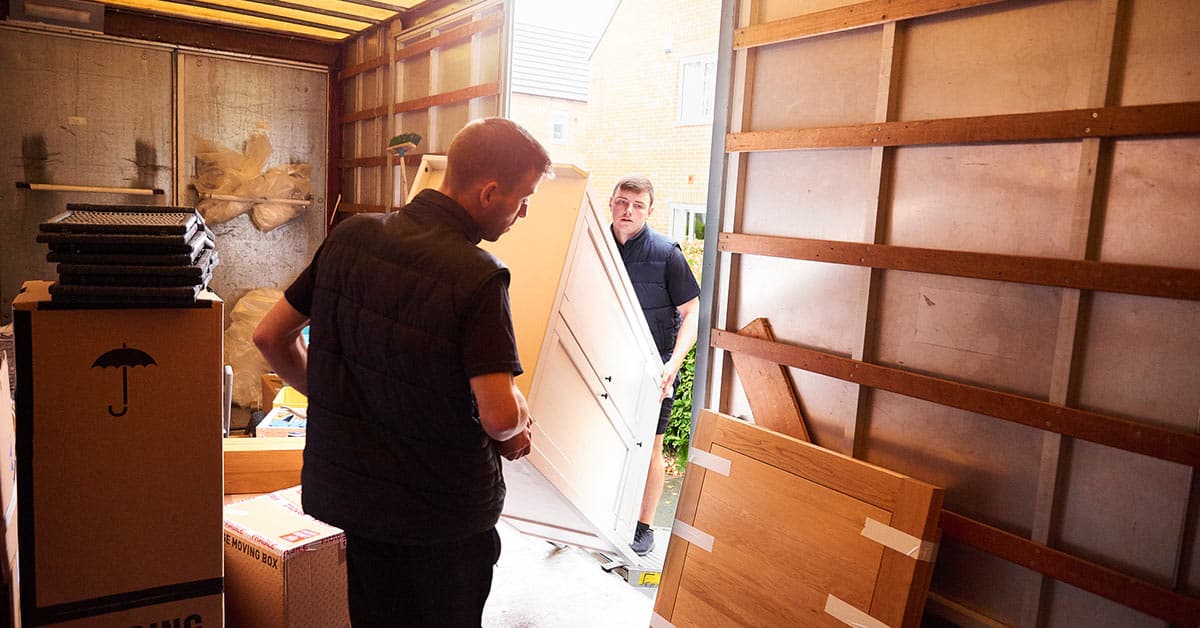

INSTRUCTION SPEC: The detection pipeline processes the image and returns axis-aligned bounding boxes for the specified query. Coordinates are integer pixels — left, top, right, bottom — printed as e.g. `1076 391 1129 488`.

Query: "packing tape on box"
649 611 677 628
824 594 891 628
671 519 714 552
689 447 731 476
861 517 938 562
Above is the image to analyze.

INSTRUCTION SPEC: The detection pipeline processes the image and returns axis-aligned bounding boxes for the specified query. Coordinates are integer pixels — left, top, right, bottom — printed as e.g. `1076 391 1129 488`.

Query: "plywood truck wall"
335 0 508 216
699 0 1199 625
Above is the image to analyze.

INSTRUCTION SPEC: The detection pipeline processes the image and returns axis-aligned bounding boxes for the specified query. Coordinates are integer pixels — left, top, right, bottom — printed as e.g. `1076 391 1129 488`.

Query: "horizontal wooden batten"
718 233 1200 302
709 331 1200 468
339 54 388 80
726 101 1200 152
393 81 500 114
395 14 503 61
940 511 1200 626
734 0 1007 50
390 152 426 166
105 9 339 66
341 104 389 124
337 156 387 168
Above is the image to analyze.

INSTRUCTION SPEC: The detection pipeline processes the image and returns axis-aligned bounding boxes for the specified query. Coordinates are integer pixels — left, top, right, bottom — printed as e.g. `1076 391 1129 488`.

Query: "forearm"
262 336 309 396
665 300 700 374
472 373 531 441
253 298 311 396
666 312 699 372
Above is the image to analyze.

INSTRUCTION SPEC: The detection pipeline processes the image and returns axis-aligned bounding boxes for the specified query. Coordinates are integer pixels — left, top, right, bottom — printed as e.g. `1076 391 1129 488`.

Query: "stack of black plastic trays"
36 203 218 306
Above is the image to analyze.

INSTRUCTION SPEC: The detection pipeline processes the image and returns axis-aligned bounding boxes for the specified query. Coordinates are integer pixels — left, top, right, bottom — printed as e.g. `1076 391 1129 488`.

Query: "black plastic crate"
45 229 213 265
40 208 198 236
48 282 204 306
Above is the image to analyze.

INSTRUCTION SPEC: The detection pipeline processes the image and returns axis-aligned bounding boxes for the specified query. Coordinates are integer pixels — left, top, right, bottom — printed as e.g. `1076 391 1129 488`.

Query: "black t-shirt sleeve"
283 251 319 317
665 245 701 307
461 273 524 378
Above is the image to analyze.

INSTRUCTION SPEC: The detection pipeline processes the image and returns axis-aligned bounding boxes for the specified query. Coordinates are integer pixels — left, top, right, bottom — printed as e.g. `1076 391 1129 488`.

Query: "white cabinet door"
515 200 663 566
559 222 659 433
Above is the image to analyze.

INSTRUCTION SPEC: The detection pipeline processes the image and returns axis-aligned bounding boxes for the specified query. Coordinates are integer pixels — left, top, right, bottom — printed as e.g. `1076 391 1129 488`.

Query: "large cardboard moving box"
12 281 224 627
223 487 348 628
1 355 18 628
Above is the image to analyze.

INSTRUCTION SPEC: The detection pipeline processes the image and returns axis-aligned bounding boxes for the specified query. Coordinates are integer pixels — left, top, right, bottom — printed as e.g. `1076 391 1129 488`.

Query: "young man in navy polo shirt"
609 175 701 556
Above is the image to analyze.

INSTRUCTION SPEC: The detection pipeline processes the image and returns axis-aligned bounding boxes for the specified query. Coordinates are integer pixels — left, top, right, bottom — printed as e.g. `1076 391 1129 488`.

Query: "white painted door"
407 156 664 565
514 194 664 566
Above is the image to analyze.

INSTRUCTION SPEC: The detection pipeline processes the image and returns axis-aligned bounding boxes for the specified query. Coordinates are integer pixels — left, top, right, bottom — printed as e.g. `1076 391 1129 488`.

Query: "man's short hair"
443 118 553 193
612 176 654 207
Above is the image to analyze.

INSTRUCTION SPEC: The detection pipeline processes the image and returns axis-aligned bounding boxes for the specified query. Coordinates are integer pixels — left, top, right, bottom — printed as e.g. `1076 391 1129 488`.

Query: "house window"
551 111 568 144
670 203 706 242
677 55 717 125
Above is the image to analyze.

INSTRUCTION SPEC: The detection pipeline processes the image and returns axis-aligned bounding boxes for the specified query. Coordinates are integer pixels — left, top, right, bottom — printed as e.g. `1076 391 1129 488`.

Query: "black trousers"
345 526 502 628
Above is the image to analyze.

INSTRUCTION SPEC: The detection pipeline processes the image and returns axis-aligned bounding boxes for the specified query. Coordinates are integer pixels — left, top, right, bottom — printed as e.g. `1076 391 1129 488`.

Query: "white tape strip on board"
824 594 891 628
671 519 714 553
649 611 677 628
861 517 938 562
689 447 731 476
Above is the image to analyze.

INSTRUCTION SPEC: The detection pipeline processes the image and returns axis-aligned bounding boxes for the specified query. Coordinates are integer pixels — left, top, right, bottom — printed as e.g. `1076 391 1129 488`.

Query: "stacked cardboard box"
12 281 224 626
223 487 349 628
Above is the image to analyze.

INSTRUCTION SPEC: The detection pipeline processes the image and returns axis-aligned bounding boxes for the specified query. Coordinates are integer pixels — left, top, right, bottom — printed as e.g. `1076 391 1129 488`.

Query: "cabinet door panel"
560 223 657 432
529 318 636 531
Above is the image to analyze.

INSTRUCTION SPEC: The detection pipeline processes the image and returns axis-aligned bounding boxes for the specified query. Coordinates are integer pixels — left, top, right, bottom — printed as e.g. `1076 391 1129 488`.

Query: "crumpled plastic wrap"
250 163 313 232
192 134 311 230
224 288 284 410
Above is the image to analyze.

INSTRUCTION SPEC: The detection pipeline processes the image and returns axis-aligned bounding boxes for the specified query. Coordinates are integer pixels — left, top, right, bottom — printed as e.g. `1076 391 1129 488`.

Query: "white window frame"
550 110 569 145
676 54 717 125
670 202 707 242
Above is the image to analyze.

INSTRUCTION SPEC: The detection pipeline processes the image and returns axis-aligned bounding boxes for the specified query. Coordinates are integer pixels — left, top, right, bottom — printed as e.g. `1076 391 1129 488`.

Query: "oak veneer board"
728 318 810 441
223 437 304 495
655 410 942 627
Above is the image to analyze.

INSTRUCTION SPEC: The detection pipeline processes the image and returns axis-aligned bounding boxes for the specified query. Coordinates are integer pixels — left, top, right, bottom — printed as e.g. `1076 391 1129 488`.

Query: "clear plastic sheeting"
250 163 313 232
192 134 311 231
224 287 284 410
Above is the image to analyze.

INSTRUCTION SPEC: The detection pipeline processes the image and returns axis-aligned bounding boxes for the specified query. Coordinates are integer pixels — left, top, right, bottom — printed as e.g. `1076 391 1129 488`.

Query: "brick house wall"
585 0 721 239
510 93 589 167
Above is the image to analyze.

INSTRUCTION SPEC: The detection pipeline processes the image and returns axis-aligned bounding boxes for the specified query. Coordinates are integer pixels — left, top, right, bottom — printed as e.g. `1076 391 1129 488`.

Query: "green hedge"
662 240 704 473
663 347 695 473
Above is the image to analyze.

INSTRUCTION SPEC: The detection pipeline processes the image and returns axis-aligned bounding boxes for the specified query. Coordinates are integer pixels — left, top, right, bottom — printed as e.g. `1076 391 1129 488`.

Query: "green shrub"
662 240 704 473
663 347 695 473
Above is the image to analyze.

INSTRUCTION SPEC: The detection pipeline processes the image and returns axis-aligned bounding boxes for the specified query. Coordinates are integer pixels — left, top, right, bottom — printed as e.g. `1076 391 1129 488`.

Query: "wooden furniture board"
656 410 942 628
223 436 304 495
728 318 809 440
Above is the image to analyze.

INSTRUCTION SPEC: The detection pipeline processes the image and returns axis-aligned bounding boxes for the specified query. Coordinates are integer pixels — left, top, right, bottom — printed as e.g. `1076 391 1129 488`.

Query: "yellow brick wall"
509 93 590 168
585 0 722 238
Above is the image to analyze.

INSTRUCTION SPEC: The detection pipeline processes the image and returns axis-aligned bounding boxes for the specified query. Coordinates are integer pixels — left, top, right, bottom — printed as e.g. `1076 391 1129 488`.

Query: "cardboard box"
255 406 307 438
12 281 224 627
223 487 349 628
0 355 17 628
261 373 284 411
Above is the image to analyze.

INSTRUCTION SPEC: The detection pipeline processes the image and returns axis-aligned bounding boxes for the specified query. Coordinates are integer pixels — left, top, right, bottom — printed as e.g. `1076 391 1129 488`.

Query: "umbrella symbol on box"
92 342 157 417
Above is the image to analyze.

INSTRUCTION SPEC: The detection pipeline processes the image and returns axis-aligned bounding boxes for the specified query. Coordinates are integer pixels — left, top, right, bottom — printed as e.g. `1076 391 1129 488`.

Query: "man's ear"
479 180 500 208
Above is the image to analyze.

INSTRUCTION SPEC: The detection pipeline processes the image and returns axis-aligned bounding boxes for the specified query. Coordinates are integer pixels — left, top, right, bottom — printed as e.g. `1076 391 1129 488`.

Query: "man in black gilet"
609 176 701 556
254 118 552 626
